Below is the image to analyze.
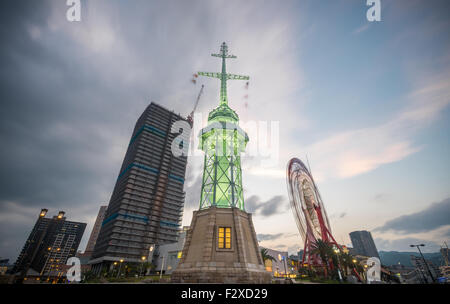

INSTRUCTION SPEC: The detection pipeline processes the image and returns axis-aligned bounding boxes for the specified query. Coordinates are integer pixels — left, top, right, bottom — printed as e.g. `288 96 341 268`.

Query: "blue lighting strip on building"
168 174 184 183
160 220 181 228
117 162 159 181
129 124 167 146
102 212 149 226
102 213 119 226
117 162 184 184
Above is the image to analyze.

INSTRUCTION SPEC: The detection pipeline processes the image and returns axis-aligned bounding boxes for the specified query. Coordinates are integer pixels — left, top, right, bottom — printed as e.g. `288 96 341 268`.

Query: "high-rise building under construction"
90 103 189 272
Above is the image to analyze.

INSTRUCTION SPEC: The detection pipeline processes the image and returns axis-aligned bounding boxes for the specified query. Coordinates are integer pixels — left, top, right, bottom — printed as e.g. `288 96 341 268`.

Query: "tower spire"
198 42 249 106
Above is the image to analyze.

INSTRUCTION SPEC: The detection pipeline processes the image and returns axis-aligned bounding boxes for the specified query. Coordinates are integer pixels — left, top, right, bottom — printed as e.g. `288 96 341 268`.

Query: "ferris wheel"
286 158 340 266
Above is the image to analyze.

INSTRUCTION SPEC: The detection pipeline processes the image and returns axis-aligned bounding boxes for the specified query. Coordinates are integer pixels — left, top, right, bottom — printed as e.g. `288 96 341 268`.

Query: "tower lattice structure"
197 42 249 210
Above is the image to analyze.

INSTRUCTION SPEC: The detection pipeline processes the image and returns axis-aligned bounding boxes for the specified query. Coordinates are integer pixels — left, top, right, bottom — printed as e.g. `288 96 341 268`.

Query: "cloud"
374 198 450 234
352 23 370 35
183 173 203 210
245 195 287 217
374 193 388 202
304 72 450 182
329 211 347 220
257 233 284 241
246 69 450 182
374 237 442 253
269 244 299 255
0 0 302 261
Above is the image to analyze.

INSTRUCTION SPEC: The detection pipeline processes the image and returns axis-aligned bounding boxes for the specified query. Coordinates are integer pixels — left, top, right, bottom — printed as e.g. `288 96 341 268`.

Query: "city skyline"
0 0 449 262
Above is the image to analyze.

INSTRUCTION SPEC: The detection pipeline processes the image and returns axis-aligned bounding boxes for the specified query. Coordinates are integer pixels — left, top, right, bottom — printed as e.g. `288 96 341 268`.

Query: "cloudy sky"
0 0 449 262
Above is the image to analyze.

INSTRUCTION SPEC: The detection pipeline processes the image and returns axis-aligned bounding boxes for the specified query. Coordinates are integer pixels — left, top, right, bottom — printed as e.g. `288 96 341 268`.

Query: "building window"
218 227 231 249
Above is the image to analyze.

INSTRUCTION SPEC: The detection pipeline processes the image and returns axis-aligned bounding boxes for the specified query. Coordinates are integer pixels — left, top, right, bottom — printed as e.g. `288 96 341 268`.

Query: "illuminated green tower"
198 42 249 211
172 43 271 283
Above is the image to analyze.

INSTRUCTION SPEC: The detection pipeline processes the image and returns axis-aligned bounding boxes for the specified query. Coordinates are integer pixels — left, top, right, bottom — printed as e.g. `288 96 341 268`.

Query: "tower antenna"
198 42 249 106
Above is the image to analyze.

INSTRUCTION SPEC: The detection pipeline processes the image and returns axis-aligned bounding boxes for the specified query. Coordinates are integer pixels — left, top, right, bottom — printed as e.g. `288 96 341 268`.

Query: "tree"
260 248 275 265
311 239 334 279
338 252 355 277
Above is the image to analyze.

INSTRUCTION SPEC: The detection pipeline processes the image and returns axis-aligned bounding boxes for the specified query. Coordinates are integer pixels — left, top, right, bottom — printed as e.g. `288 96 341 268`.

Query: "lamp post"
117 259 124 278
278 254 288 280
410 244 435 283
113 261 118 277
146 245 155 275
160 255 165 280
334 248 343 282
148 245 154 261
363 264 368 283
140 256 146 277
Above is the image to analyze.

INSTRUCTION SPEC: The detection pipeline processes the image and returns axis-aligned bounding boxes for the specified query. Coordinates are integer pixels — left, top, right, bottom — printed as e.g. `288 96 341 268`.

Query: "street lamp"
410 244 435 283
117 259 124 278
140 256 146 277
278 254 288 280
334 248 343 282
160 255 166 280
363 264 368 283
110 261 117 277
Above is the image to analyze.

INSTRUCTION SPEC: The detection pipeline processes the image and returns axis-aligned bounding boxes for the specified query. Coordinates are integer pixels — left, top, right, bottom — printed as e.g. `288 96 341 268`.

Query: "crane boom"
187 84 204 126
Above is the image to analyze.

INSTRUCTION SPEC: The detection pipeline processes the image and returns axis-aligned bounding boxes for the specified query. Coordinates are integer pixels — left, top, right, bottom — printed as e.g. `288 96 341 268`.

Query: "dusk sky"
0 0 449 262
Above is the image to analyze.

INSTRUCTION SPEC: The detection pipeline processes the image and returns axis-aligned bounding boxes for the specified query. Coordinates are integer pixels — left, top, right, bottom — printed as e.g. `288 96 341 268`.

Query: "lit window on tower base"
218 227 231 249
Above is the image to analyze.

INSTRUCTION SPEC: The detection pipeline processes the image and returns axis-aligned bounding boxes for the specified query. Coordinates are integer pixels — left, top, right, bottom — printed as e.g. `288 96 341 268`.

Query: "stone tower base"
171 207 271 283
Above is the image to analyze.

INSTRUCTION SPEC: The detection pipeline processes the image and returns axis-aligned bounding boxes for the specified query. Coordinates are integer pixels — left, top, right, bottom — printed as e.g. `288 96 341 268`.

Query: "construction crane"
187 84 204 127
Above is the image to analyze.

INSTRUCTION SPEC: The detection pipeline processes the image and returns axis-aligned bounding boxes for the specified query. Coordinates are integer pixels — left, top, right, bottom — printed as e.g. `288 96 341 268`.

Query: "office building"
83 205 107 257
349 230 379 258
90 102 189 273
12 209 86 278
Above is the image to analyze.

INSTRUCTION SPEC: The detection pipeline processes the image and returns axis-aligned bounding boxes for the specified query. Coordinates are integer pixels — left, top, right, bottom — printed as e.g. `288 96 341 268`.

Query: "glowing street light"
117 259 124 278
140 256 146 277
278 254 288 279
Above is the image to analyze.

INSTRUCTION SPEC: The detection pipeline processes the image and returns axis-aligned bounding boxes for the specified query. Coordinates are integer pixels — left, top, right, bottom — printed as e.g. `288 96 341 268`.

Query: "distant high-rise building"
349 230 379 258
12 209 86 278
90 102 189 273
83 205 107 257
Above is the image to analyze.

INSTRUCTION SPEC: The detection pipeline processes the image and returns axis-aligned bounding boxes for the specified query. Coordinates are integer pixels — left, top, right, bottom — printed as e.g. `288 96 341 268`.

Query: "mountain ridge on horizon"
378 250 446 267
